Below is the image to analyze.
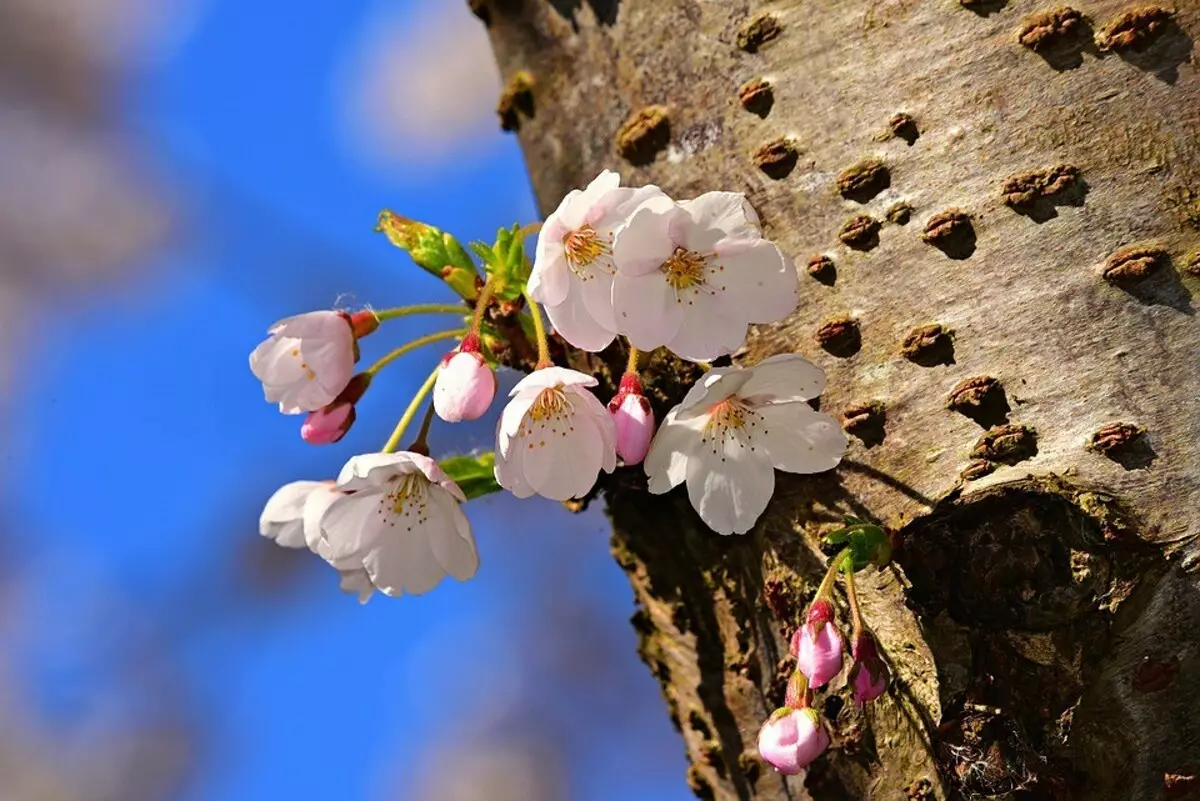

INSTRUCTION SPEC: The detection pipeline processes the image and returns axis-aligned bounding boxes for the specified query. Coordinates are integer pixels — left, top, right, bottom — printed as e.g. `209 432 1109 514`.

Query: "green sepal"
846 524 891 571
438 452 502 501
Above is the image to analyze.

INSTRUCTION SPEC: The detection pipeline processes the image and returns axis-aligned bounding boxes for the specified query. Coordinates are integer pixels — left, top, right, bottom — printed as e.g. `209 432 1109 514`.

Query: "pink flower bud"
849 631 888 707
302 401 355 444
434 335 496 423
299 372 370 445
757 707 830 775
608 373 655 465
790 600 844 688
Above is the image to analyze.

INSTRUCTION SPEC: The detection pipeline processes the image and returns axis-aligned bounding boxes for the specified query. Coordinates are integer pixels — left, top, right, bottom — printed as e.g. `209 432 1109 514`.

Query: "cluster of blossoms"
250 172 848 602
758 522 892 775
250 172 860 768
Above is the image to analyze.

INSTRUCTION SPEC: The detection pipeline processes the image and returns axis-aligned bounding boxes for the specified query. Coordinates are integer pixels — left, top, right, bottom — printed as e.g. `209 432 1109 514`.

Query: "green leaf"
822 527 852 545
847 524 891 571
469 241 499 268
376 210 480 300
439 452 502 501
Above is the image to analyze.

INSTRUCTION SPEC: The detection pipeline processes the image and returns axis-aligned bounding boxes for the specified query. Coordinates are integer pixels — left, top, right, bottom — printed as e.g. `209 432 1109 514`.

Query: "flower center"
661 247 709 291
562 225 610 276
383 473 429 531
702 398 764 460
520 386 576 446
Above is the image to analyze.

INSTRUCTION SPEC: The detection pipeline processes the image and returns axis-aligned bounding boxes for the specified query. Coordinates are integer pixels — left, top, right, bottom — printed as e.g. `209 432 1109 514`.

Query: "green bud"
376 210 480 300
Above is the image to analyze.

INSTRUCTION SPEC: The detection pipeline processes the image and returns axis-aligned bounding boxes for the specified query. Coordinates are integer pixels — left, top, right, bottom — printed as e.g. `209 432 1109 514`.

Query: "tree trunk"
480 1 1200 798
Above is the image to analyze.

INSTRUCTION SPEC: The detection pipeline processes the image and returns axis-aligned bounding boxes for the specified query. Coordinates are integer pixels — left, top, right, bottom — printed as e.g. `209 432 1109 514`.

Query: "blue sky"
2 1 690 798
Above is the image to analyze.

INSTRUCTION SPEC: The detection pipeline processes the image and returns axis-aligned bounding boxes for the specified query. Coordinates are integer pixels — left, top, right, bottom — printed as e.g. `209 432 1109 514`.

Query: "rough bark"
480 1 1200 798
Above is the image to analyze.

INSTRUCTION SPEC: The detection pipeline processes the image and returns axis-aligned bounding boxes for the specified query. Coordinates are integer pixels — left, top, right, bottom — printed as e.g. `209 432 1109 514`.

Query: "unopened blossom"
250 310 366 414
611 191 797 361
757 707 830 775
259 480 330 549
527 171 670 352
300 372 371 444
608 373 655 465
792 600 845 688
644 355 847 535
433 334 496 423
849 631 888 707
315 452 479 597
494 366 616 500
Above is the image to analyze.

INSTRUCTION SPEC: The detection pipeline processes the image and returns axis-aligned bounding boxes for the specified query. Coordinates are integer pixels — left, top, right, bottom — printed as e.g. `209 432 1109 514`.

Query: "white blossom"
611 191 796 362
494 366 617 500
250 311 356 414
527 171 671 352
644 355 846 535
315 452 479 597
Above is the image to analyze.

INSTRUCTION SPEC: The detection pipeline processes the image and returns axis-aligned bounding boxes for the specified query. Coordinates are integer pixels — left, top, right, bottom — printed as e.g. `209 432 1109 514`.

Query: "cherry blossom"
757 707 830 775
608 373 655 466
791 600 845 688
643 355 847 535
250 311 358 414
527 171 670 352
314 452 479 597
433 334 497 423
611 191 797 361
494 366 616 500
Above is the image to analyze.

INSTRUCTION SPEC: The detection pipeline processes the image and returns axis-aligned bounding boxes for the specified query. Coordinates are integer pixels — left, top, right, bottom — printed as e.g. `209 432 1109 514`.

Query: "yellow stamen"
563 225 610 275
662 247 709 291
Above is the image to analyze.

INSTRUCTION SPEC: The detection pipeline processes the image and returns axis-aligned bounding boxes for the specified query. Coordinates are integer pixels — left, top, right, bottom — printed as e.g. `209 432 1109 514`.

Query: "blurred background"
0 1 691 798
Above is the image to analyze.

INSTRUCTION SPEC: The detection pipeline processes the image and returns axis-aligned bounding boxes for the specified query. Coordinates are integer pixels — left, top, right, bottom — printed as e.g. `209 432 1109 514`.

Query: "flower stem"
524 292 552 369
406 401 437 456
373 304 468 322
365 329 465 377
382 367 440 454
626 344 640 375
472 275 500 334
813 548 849 603
843 559 864 638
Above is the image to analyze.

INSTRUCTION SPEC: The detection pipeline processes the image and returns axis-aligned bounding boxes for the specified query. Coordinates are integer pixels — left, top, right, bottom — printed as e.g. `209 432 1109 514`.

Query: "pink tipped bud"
791 601 845 688
433 336 496 423
849 631 888 707
348 310 380 339
301 401 356 444
608 374 655 465
757 707 830 775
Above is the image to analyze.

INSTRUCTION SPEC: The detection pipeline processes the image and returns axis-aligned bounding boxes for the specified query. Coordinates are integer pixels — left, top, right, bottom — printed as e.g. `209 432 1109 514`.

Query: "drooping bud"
790 600 845 688
433 334 497 423
849 631 888 707
300 373 371 445
607 373 656 465
757 707 830 775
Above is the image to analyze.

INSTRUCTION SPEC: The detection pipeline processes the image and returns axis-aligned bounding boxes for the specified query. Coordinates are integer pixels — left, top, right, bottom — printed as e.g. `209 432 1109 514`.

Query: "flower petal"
544 291 617 352
301 483 344 555
739 354 827 404
613 270 682 351
320 491 386 561
522 410 605 500
494 430 537 499
679 191 761 240
260 480 325 547
685 429 775 535
674 369 751 419
755 402 848 474
612 205 678 277
508 366 599 398
338 568 375 604
427 485 480 581
716 240 798 324
577 267 619 334
527 241 570 306
335 452 417 491
644 409 705 494
665 299 748 362
363 518 445 597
